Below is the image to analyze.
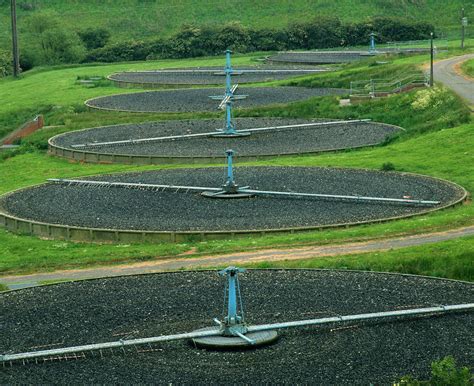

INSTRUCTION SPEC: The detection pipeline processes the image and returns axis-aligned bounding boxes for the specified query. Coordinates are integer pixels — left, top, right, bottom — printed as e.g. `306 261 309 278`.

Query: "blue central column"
369 32 376 53
225 49 233 96
226 149 234 186
218 266 247 335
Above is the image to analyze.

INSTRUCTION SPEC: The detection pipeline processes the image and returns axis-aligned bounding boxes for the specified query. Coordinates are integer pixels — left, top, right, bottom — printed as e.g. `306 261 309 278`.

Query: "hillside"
0 0 472 50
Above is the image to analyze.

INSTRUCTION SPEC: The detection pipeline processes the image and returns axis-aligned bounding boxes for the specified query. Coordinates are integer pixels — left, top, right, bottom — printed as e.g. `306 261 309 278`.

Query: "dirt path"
2 225 473 290
433 53 474 109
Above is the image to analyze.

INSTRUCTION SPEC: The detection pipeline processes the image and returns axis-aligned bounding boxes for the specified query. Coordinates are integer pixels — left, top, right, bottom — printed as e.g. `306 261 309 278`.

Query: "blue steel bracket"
217 266 249 336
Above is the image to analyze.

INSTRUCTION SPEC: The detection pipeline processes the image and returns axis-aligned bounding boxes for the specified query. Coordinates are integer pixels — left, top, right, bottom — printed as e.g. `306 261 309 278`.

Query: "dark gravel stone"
0 167 463 232
0 270 472 384
51 118 400 158
85 87 348 113
267 49 431 64
109 65 330 86
268 51 367 64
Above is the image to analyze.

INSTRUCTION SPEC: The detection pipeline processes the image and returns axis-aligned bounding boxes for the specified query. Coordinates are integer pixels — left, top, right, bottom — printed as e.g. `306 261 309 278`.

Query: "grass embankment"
0 51 472 278
460 58 474 79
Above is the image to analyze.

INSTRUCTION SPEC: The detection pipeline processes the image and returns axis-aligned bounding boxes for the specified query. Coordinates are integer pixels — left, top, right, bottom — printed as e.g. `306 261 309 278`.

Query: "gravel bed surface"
1 270 472 384
85 87 348 113
267 49 431 64
0 167 463 232
51 118 399 157
109 65 329 85
268 51 366 64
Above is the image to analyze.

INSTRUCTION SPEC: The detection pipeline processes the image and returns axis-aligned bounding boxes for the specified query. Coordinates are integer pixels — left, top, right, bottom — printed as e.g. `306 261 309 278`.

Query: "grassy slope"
0 0 472 48
461 58 474 78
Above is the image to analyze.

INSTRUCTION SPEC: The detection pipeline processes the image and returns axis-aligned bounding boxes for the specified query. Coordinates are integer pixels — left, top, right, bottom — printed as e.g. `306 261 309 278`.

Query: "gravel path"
0 167 463 232
433 53 474 109
109 65 329 86
2 226 473 290
1 270 472 384
51 118 400 158
85 87 348 113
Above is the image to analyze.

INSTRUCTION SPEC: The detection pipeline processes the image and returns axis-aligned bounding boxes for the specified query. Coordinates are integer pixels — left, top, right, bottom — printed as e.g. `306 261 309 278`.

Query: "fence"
350 73 428 98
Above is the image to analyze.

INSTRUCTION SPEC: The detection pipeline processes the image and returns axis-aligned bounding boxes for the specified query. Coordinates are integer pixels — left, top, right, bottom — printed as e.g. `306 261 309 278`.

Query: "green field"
0 0 472 49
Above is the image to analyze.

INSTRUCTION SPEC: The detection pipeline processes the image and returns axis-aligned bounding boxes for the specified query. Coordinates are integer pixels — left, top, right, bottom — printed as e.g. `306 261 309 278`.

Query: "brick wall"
2 115 44 145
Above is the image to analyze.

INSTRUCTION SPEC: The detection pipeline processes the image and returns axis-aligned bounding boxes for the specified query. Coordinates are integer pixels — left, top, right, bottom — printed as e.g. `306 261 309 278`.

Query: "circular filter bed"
109 65 329 87
85 87 348 113
268 51 368 64
49 118 401 163
0 167 464 240
1 270 472 384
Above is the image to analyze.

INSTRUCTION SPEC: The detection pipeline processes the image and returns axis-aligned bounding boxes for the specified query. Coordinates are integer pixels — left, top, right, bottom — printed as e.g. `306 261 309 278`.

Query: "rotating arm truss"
69 119 372 149
2 303 472 365
47 177 440 206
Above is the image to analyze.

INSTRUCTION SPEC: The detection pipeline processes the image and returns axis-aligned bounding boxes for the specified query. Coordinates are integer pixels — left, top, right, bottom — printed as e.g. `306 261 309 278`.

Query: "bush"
381 162 396 171
248 28 288 51
398 356 471 385
0 49 12 77
78 28 111 50
81 16 435 64
85 40 150 62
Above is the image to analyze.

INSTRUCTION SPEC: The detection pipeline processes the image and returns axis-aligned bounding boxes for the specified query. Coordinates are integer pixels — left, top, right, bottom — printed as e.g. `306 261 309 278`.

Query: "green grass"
243 236 474 282
0 0 472 49
461 58 474 78
0 283 8 292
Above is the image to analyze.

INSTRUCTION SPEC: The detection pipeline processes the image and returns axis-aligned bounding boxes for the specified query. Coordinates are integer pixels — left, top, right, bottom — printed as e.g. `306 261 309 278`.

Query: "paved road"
433 53 474 109
2 225 473 290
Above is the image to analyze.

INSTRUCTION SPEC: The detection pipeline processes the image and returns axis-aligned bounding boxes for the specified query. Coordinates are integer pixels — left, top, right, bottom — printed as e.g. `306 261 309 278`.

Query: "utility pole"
10 0 20 77
429 32 434 87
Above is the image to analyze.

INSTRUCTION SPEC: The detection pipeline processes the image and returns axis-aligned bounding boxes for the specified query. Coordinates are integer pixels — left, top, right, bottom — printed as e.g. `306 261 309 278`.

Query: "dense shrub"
82 16 435 64
0 50 12 77
78 28 111 50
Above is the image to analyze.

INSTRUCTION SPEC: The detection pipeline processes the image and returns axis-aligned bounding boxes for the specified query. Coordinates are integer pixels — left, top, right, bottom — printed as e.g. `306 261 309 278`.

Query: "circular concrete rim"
0 167 468 244
191 326 279 349
2 268 473 295
107 69 326 88
83 87 349 114
47 119 404 165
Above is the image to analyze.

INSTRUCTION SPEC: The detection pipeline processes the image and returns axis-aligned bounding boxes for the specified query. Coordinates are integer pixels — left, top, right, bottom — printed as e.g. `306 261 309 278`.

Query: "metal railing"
350 72 428 97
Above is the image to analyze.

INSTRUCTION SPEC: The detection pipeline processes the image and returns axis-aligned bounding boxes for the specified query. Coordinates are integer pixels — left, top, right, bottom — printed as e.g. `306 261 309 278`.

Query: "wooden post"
11 0 20 77
430 32 434 87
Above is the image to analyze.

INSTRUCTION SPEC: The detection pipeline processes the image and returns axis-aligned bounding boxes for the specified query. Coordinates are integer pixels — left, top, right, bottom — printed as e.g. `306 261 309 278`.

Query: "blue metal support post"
369 32 376 54
225 49 233 96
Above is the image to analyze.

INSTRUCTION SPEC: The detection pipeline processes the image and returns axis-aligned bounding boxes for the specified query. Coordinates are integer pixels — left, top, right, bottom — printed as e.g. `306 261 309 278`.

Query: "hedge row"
85 16 434 63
